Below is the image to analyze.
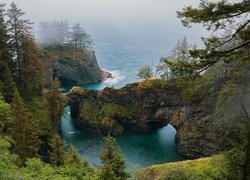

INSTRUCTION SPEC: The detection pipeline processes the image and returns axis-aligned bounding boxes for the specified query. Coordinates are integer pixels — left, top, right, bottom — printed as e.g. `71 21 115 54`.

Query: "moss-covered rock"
67 79 186 135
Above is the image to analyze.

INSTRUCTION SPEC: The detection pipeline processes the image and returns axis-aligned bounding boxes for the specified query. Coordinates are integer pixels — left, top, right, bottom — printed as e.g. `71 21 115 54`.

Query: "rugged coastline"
67 79 217 159
44 49 111 86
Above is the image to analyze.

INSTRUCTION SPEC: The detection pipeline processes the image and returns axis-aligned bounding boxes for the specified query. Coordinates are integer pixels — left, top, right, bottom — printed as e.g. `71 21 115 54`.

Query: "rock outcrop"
45 49 111 86
67 79 217 159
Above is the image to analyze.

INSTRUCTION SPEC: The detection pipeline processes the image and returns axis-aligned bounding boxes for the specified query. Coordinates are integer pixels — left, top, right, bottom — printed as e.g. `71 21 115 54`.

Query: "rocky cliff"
67 79 217 159
44 49 111 86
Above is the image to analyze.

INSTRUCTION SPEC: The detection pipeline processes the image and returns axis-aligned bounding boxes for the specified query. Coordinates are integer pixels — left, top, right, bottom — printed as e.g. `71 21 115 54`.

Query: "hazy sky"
3 0 199 25
2 0 211 51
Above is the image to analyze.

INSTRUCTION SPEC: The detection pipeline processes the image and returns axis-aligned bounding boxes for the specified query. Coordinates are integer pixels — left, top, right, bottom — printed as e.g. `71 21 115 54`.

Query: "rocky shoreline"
45 49 112 86
67 79 217 159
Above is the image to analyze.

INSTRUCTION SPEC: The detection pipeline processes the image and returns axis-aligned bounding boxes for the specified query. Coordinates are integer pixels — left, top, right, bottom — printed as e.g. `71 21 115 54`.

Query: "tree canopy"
171 0 250 74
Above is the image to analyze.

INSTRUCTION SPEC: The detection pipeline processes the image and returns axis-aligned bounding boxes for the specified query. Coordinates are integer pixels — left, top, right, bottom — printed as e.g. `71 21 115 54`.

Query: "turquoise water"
62 106 184 168
61 69 184 168
61 36 185 169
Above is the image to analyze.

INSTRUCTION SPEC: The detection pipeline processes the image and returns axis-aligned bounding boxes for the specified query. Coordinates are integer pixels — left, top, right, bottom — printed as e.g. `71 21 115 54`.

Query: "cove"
61 83 184 169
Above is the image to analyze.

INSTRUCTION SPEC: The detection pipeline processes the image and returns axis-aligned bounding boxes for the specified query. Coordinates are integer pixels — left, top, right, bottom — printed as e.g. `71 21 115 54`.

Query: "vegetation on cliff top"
0 0 249 179
142 149 245 180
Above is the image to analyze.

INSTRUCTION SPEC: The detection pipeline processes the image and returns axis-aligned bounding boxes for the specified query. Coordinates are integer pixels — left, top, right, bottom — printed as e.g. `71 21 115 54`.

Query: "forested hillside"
0 0 249 179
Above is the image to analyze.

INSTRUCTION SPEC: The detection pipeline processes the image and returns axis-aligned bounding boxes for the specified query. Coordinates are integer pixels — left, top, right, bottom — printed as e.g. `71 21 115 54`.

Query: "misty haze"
0 0 249 179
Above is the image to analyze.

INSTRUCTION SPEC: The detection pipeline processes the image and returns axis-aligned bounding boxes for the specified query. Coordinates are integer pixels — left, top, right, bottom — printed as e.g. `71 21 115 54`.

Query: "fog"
2 0 211 49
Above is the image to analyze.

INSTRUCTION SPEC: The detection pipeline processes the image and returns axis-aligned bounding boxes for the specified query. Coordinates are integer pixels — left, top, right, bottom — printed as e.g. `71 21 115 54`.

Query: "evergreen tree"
7 2 32 80
0 3 12 70
173 0 250 73
175 1 250 178
157 37 195 78
0 96 12 133
47 78 65 133
7 3 44 96
64 145 81 164
19 35 44 96
137 65 153 79
98 135 130 180
38 20 70 49
9 90 40 165
0 63 16 103
71 23 93 49
49 134 65 166
60 145 93 178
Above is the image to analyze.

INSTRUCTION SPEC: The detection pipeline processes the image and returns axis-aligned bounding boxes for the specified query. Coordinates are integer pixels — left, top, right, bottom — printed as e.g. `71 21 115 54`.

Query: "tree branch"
215 20 250 49
242 104 250 121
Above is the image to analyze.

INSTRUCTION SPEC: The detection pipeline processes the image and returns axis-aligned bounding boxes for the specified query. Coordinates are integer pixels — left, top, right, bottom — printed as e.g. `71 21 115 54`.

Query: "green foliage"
142 151 244 180
0 137 20 179
175 60 229 102
139 79 169 89
49 134 65 166
98 135 130 180
0 3 12 70
47 78 65 133
21 158 62 179
26 96 52 136
9 90 41 165
38 20 93 50
130 165 144 180
101 103 135 127
213 61 250 151
0 97 12 133
60 145 95 179
174 0 250 74
157 37 196 79
137 65 153 79
80 100 135 128
19 35 45 96
71 23 93 49
81 100 99 124
0 64 16 103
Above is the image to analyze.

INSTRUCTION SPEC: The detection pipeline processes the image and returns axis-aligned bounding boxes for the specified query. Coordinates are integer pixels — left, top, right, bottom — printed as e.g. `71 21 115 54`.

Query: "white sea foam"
103 70 125 85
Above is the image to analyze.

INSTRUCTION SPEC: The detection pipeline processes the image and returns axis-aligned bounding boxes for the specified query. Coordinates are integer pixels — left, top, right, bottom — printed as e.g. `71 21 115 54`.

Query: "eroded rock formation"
67 79 217 159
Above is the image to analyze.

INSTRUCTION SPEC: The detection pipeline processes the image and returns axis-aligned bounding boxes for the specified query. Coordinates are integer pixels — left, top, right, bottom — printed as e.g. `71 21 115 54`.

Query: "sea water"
61 40 184 169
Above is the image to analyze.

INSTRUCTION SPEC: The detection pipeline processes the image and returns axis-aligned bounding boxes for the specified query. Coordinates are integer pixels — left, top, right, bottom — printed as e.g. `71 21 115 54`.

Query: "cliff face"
67 79 217 159
44 49 111 86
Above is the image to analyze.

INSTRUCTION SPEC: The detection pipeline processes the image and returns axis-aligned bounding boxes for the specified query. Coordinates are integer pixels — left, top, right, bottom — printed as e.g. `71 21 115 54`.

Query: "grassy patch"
142 150 244 180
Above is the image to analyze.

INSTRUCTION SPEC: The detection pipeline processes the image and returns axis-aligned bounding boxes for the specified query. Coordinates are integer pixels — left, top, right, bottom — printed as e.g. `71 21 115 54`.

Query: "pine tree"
98 135 130 180
7 2 32 80
38 20 70 49
0 96 12 133
0 3 12 70
61 145 92 178
158 37 194 78
49 134 65 166
173 0 250 73
19 35 44 96
71 23 93 49
0 63 16 103
7 3 44 96
64 145 81 164
137 65 153 79
47 78 65 133
9 90 40 165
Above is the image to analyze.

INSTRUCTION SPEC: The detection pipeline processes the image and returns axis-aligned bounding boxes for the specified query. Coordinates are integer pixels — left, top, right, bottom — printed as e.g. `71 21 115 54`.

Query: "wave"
103 70 125 85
